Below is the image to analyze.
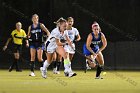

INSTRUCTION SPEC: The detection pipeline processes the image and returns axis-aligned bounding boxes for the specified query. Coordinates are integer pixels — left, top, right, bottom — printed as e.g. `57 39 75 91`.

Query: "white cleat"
68 72 77 77
55 71 60 74
40 67 47 79
29 72 36 77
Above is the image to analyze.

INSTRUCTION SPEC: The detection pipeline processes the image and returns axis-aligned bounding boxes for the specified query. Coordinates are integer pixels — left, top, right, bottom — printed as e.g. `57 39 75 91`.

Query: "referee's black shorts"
12 43 22 54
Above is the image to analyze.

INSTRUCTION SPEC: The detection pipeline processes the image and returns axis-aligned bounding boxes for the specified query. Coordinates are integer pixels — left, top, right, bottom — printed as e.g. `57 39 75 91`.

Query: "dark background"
0 0 140 70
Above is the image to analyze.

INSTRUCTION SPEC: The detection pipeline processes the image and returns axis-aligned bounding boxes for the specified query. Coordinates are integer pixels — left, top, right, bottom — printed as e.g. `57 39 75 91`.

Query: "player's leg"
37 47 44 69
55 53 62 74
95 52 104 79
56 46 76 77
41 42 55 78
41 52 54 78
29 48 36 76
52 52 57 73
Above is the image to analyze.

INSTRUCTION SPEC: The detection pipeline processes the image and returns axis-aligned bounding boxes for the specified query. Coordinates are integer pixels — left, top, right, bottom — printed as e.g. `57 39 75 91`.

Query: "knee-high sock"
53 61 57 68
30 61 35 72
56 61 62 71
96 65 104 77
39 61 44 67
64 59 71 73
15 59 20 70
43 60 50 71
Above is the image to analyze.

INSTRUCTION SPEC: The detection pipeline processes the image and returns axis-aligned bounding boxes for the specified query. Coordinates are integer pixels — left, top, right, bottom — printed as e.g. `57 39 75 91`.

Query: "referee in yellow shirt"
3 22 29 72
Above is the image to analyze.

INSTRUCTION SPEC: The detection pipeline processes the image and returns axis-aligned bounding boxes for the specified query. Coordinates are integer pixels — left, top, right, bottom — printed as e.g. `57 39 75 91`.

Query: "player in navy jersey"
27 14 50 76
83 22 107 79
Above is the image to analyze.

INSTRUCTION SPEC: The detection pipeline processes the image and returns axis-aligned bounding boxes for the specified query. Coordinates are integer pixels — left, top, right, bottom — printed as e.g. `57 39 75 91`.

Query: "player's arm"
97 33 107 54
27 26 31 38
23 30 29 47
3 36 12 51
75 34 81 42
65 35 73 48
40 23 50 36
86 33 96 55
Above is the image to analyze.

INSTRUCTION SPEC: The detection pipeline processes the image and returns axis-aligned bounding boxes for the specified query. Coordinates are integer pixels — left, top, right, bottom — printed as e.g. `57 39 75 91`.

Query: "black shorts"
12 44 22 53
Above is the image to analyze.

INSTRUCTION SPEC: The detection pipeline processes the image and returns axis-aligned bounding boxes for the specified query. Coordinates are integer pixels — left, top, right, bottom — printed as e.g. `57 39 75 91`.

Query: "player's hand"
26 43 29 48
3 46 7 51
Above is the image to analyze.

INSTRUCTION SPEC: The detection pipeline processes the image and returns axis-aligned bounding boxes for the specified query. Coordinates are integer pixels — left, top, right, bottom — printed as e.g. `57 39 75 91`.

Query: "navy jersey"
90 32 102 48
30 23 43 42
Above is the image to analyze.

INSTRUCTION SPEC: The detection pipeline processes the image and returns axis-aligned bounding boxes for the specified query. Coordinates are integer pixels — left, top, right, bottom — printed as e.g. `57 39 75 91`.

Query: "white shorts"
64 43 75 54
45 41 57 53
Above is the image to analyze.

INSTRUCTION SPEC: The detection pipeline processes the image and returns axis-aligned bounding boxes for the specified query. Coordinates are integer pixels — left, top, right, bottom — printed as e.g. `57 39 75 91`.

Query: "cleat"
64 72 69 77
68 72 77 77
53 68 57 74
8 66 13 72
55 71 60 74
95 76 103 79
40 67 47 79
29 72 36 77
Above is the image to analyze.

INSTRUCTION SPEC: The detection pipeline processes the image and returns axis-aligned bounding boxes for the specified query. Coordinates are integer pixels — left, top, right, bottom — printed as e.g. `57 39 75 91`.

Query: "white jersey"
45 27 68 53
67 27 79 42
64 27 79 54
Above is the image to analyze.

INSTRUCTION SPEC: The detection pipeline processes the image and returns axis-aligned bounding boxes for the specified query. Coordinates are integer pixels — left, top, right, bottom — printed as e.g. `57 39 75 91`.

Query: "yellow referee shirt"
11 29 27 45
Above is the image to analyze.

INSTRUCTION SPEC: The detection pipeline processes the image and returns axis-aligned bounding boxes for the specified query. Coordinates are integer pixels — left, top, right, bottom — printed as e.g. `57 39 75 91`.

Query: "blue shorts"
83 44 99 56
29 42 44 50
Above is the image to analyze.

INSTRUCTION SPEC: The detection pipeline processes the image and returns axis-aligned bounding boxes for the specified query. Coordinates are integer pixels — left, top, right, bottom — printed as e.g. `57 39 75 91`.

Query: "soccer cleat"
95 76 103 79
64 72 69 77
53 68 57 74
68 72 77 77
40 67 47 79
29 72 36 77
55 71 60 74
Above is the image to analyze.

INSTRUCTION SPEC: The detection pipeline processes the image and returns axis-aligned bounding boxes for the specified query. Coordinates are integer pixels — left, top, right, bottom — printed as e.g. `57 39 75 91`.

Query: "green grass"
0 70 140 93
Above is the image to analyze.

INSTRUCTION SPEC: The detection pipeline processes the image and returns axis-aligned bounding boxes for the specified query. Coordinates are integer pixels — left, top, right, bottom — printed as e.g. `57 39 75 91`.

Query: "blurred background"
0 0 140 70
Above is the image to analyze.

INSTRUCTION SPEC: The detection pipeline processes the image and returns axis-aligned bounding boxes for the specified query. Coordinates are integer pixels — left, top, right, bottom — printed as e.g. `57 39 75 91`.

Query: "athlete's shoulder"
72 27 78 31
51 27 59 34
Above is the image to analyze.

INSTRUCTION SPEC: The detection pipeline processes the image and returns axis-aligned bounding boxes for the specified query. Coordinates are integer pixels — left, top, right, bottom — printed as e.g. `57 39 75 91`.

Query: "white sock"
69 62 73 72
43 60 50 71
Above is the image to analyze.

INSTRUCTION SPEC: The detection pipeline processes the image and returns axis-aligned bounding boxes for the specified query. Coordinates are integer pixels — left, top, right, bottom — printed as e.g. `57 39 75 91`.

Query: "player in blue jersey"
27 14 50 76
83 22 107 79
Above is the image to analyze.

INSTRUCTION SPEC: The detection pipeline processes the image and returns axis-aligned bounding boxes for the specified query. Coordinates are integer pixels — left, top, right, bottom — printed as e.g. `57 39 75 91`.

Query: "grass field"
0 70 140 93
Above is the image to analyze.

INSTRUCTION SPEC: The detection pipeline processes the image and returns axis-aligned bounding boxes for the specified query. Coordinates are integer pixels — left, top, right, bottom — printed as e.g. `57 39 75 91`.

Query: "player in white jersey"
64 17 81 59
40 18 76 78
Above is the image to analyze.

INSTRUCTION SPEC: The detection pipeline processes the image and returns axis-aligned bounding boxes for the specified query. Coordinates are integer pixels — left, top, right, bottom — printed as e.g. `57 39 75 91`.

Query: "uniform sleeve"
74 28 79 36
11 30 15 38
51 30 60 39
22 30 27 37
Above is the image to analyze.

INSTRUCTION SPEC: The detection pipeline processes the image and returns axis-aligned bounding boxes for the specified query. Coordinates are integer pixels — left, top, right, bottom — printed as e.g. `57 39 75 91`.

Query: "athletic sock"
53 61 57 69
56 61 61 71
43 60 50 71
15 59 20 70
39 61 44 67
64 59 70 73
30 61 35 72
96 65 104 77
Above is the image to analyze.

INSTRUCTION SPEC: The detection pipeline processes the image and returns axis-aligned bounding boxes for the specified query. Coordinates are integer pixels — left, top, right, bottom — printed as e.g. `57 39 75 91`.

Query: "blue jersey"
90 32 102 48
30 23 43 42
83 32 102 56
